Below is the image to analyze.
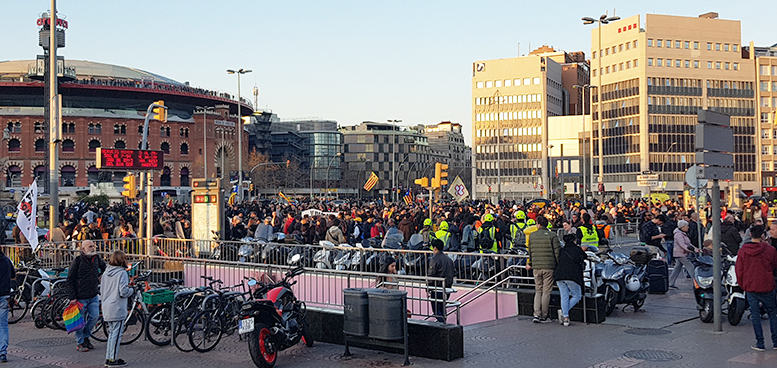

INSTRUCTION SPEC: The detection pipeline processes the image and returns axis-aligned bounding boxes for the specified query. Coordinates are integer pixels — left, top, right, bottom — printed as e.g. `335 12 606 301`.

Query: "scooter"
239 254 313 368
313 241 335 269
692 255 727 323
723 254 747 325
596 252 649 316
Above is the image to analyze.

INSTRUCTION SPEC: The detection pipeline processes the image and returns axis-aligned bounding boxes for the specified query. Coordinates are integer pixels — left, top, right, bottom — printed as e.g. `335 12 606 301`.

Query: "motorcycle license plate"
239 318 255 334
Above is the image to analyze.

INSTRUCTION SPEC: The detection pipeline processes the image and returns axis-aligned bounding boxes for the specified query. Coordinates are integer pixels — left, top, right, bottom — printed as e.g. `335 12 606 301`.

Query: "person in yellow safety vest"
515 211 528 231
420 218 433 246
477 214 499 253
523 218 538 247
576 213 600 251
432 221 452 250
509 218 527 249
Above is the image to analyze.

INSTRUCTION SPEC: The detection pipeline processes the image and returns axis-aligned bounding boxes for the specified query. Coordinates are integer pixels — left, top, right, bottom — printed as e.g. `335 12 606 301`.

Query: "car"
0 216 49 244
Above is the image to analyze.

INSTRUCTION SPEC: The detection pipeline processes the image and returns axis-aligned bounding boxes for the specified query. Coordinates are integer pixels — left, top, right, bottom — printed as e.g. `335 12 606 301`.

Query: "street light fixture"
583 14 620 202
325 152 342 201
227 68 252 202
195 106 215 178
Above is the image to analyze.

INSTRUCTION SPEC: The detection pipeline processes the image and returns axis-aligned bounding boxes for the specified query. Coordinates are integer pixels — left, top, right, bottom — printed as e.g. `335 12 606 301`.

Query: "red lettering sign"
96 148 164 170
37 17 68 29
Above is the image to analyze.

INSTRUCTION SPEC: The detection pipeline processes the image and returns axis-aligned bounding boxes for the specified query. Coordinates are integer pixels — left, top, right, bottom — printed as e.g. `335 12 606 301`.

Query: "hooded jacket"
735 241 777 293
100 265 134 322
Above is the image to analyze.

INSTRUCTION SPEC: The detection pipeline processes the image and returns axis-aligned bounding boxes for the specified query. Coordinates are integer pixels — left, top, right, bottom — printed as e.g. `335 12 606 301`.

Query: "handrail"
452 264 526 304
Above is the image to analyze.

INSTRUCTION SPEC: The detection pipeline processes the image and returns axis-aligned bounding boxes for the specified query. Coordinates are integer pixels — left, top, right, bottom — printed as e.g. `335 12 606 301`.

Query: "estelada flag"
363 172 379 191
279 191 291 203
403 190 413 206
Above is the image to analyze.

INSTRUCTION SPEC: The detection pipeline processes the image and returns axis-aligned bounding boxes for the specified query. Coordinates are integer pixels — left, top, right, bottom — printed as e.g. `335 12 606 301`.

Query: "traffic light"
152 100 167 122
414 177 429 188
434 163 449 188
286 160 290 168
121 174 137 198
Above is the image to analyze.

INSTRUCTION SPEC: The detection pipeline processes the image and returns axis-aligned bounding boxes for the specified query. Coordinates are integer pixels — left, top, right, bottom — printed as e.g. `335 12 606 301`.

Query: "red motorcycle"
239 255 314 368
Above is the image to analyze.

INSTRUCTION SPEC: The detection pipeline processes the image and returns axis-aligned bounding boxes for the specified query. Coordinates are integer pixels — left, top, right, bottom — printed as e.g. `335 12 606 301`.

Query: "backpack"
477 228 495 251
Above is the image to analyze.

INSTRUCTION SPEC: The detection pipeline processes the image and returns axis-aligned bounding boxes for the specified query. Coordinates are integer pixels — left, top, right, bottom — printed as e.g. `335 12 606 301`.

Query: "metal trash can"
343 288 371 337
367 289 407 340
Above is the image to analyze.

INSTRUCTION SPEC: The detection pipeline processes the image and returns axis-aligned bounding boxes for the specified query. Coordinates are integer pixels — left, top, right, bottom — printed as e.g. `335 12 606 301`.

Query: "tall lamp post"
325 152 342 201
583 14 620 203
548 144 554 200
227 68 252 202
195 106 214 178
388 119 402 203
573 84 595 199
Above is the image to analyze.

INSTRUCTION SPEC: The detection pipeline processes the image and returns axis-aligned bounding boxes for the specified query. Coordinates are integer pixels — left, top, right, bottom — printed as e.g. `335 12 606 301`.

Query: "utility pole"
47 1 60 236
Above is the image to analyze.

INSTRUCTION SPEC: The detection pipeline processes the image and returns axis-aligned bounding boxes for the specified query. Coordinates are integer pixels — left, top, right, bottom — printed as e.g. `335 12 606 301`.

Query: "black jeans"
430 291 450 323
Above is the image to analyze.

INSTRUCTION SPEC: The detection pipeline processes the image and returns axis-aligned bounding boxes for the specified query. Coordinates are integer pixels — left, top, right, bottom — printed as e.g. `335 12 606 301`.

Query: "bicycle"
144 276 218 351
188 282 247 352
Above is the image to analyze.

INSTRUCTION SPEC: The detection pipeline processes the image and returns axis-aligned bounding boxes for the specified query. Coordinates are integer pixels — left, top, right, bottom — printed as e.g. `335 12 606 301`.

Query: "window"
88 123 97 134
533 77 540 85
161 167 171 186
694 60 699 68
62 139 74 152
138 125 144 135
761 65 770 75
60 166 75 186
657 39 662 47
676 40 681 48
763 146 770 155
626 61 631 68
657 59 663 67
513 79 521 86
648 58 653 66
88 139 100 153
504 79 511 87
8 138 20 152
667 40 672 48
180 168 189 187
724 43 729 51
707 42 712 50
87 166 99 185
733 44 738 52
634 59 638 67
716 62 721 69
715 43 720 51
774 66 777 75
114 140 126 149
619 44 623 52
523 78 531 85
160 126 170 137
6 166 21 187
34 166 45 183
626 42 630 50
593 51 597 59
694 41 699 49
180 143 189 155
676 59 681 68
733 62 738 70
606 66 610 74
684 41 689 49
724 62 729 70
485 81 493 88
619 63 623 70
161 142 170 154
476 82 483 89
633 40 638 48
35 138 45 152
495 80 502 88
685 60 690 68
592 69 597 77
34 121 44 133
707 61 712 69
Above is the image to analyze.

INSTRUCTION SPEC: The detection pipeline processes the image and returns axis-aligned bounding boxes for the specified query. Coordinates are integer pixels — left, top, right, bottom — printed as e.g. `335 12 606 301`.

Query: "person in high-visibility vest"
432 221 452 250
524 218 538 247
478 214 499 253
576 213 599 251
515 210 528 231
509 215 527 249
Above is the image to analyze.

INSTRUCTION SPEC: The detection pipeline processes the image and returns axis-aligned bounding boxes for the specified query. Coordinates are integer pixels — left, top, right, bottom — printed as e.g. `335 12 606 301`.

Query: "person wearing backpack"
526 216 561 323
554 234 586 326
477 214 500 253
460 217 476 252
509 216 527 250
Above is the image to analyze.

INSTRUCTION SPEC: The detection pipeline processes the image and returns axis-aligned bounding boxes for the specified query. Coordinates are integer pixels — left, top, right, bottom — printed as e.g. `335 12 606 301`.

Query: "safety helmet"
483 214 494 222
515 210 526 220
423 218 432 226
547 222 553 229
625 275 641 292
439 221 449 231
527 219 536 226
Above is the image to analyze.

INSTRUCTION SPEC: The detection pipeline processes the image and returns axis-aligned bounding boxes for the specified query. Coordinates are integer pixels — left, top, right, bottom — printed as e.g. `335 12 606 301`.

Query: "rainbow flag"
363 172 379 191
63 302 85 333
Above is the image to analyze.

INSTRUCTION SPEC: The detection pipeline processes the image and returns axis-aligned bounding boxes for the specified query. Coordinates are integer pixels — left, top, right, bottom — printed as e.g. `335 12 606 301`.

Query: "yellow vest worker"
433 221 451 250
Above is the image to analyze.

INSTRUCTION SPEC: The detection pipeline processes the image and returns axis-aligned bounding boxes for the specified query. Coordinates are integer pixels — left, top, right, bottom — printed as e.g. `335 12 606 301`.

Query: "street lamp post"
227 68 252 202
490 91 502 202
583 13 620 204
325 153 342 201
548 144 554 200
195 106 214 178
573 84 595 199
388 119 402 203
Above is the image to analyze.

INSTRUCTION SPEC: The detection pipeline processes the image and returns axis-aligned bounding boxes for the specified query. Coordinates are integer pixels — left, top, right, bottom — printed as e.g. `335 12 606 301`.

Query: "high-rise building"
271 119 342 187
589 12 757 198
421 121 472 191
747 43 777 196
471 48 584 199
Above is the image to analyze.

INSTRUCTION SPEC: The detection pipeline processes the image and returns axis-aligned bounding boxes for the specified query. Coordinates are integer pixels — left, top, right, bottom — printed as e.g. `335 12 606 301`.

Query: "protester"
668 220 696 289
526 216 560 323
0 248 15 363
101 250 134 367
735 225 777 351
428 238 454 323
67 240 106 352
554 233 586 326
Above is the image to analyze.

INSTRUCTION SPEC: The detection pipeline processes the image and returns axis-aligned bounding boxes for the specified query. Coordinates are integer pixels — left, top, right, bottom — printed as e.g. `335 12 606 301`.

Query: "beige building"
748 44 777 196
471 48 576 200
589 12 758 197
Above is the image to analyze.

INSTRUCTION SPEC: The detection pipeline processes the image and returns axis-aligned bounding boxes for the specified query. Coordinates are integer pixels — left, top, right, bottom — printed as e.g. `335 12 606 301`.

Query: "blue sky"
2 1 775 146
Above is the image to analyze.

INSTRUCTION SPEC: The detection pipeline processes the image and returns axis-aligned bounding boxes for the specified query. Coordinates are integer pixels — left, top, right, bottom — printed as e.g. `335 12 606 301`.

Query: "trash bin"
343 288 370 337
367 289 407 340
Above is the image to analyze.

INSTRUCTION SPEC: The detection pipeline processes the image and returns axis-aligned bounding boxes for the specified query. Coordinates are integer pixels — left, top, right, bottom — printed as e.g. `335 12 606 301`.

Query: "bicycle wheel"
91 315 108 342
106 308 145 345
49 295 70 331
188 310 223 353
145 305 173 346
31 298 48 329
8 282 31 324
173 308 199 352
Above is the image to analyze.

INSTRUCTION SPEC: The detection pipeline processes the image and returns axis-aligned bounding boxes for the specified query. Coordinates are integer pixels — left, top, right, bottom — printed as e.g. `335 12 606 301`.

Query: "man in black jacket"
0 249 16 362
67 240 106 352
428 238 454 323
721 214 743 255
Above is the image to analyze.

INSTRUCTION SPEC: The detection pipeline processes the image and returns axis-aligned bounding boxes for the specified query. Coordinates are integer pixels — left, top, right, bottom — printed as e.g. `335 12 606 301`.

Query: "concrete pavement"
6 274 777 367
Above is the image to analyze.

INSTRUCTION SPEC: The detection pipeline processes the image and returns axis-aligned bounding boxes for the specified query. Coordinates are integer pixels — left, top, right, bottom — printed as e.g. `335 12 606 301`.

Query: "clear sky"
2 1 775 146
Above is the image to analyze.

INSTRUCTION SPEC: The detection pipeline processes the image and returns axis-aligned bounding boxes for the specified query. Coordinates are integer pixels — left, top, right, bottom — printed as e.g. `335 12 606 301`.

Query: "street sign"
637 174 659 187
96 148 164 170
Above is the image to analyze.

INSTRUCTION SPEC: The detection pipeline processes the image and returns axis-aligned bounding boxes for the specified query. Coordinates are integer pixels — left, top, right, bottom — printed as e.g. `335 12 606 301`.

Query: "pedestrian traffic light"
434 162 449 188
121 174 137 198
152 100 167 123
414 177 429 188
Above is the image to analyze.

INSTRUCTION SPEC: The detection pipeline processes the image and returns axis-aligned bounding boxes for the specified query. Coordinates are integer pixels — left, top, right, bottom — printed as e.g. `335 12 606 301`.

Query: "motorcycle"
692 254 727 323
332 243 354 270
239 254 313 368
583 251 603 297
596 252 649 316
313 241 335 269
723 254 747 325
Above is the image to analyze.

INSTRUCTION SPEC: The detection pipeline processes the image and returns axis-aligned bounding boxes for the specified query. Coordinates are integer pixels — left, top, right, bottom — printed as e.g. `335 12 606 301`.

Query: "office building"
271 119 342 189
748 43 777 196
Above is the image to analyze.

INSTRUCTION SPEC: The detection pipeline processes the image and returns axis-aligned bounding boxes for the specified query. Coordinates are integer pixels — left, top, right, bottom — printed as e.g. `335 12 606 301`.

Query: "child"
100 251 134 367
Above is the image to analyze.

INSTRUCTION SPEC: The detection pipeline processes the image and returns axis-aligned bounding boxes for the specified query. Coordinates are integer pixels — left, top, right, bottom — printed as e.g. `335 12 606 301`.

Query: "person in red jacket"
735 225 777 351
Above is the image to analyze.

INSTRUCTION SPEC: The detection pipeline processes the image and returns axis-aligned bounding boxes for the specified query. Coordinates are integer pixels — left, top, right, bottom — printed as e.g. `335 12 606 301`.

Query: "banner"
363 172 379 191
16 179 39 252
447 175 469 203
